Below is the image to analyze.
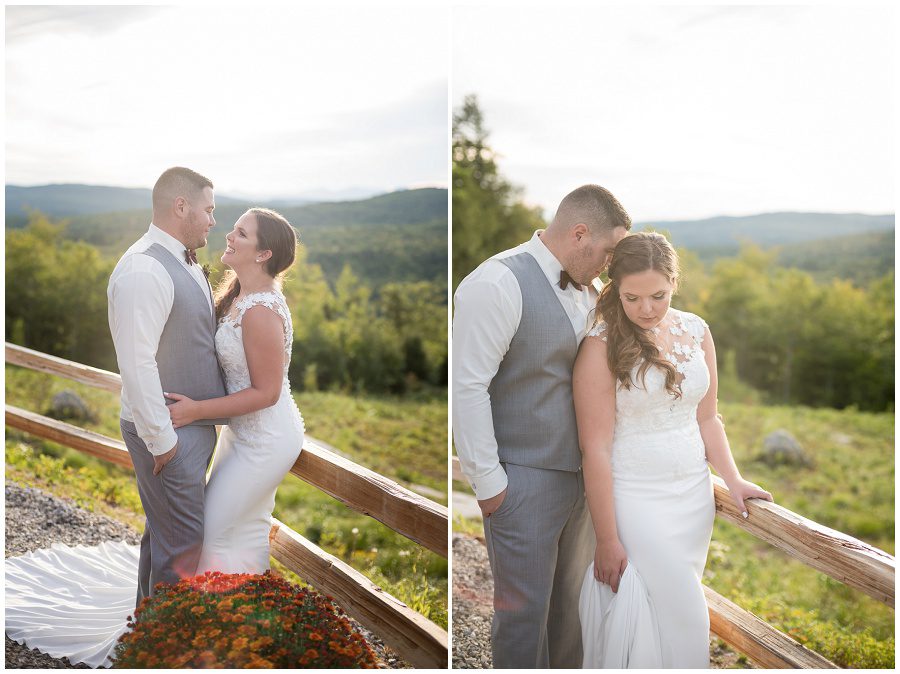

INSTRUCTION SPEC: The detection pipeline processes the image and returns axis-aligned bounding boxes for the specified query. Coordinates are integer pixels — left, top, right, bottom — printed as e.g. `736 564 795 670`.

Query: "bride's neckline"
646 308 676 336
237 287 279 299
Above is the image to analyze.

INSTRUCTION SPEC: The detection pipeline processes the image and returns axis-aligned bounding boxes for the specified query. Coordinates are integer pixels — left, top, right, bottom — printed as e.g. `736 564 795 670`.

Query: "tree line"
6 212 447 396
453 95 894 411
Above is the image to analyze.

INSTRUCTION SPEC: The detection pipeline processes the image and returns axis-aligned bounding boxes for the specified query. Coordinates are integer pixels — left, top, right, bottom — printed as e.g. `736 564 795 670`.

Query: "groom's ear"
572 222 589 243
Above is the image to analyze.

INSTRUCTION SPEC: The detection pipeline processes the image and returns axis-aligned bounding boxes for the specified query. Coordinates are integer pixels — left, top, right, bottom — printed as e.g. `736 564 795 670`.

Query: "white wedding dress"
579 309 716 668
5 290 304 667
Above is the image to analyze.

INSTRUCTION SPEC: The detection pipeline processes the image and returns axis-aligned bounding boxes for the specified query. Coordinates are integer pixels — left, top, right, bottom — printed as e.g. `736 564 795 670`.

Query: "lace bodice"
587 309 710 478
215 290 304 439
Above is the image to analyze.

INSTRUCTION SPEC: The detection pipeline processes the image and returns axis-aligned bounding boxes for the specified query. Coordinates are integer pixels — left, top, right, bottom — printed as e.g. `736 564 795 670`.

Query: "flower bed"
112 570 378 668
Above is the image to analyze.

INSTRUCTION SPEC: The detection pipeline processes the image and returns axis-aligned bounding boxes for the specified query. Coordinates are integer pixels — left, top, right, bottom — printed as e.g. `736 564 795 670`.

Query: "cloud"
5 6 168 43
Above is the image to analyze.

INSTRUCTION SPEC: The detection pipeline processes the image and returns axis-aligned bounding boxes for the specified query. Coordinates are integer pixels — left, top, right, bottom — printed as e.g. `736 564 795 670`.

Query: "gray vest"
489 252 582 472
141 244 228 425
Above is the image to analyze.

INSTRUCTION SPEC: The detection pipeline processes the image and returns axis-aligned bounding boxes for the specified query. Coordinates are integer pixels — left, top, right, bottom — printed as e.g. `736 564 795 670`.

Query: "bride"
573 232 772 668
166 207 305 575
5 207 305 667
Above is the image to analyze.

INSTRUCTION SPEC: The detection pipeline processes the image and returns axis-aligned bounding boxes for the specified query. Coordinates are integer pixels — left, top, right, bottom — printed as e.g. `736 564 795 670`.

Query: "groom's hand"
152 442 178 476
478 488 507 518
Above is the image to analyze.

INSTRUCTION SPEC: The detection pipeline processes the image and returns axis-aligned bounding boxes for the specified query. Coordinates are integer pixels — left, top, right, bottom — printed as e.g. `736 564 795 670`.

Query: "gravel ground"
451 532 751 669
4 482 406 669
451 534 494 669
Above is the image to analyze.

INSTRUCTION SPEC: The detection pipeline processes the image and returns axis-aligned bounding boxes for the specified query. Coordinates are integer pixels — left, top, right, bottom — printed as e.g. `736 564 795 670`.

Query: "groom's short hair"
552 184 632 235
152 167 214 212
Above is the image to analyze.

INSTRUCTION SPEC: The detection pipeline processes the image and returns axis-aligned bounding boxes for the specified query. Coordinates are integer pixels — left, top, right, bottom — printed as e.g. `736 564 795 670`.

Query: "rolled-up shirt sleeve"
108 261 177 456
451 270 521 500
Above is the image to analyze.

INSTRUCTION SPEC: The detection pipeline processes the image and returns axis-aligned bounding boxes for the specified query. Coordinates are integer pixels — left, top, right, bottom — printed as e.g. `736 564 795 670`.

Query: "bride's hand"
727 478 773 518
164 392 200 429
594 538 628 593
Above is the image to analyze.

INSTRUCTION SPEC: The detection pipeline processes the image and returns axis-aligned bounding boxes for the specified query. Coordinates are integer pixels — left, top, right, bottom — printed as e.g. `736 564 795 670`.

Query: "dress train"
5 540 139 667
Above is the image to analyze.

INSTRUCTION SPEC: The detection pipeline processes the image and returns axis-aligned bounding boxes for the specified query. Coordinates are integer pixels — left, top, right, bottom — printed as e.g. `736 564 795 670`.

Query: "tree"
452 94 545 289
6 212 116 369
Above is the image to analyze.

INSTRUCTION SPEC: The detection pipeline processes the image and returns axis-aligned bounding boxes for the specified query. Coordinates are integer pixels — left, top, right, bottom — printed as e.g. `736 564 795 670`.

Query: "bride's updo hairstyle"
596 231 682 398
214 208 299 322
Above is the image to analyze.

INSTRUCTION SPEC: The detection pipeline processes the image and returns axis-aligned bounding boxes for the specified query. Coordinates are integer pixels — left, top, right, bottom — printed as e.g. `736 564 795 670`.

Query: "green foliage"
6 212 117 370
685 244 893 411
282 260 447 395
7 208 448 396
452 95 545 289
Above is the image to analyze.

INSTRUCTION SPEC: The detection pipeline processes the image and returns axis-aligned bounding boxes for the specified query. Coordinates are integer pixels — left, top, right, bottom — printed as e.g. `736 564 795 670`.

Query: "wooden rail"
6 342 447 558
453 456 894 668
5 343 449 667
711 475 894 607
6 343 122 394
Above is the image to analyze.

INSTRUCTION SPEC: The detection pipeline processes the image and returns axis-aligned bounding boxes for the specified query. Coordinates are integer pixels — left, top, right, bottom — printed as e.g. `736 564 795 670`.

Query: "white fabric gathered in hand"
579 562 662 668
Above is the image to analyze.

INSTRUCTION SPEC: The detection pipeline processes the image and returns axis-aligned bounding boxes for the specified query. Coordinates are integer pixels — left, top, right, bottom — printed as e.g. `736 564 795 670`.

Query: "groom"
453 184 631 668
107 166 228 607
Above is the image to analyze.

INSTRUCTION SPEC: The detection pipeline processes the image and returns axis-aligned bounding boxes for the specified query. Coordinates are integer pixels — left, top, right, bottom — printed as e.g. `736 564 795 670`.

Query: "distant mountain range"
5 183 404 221
5 184 892 286
5 183 447 229
5 183 449 290
635 211 894 285
636 211 894 253
3 183 380 223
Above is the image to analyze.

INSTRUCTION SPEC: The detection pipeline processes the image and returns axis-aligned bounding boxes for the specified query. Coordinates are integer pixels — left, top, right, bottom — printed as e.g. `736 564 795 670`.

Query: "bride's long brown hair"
595 232 681 397
214 208 299 322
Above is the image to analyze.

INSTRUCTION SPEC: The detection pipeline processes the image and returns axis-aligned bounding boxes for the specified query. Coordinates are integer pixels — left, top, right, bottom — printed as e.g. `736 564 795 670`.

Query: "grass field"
5 366 448 629
452 400 894 668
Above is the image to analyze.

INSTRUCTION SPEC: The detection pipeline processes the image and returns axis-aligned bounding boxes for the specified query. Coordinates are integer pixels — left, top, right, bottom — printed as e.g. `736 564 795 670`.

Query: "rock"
47 390 94 423
760 429 811 467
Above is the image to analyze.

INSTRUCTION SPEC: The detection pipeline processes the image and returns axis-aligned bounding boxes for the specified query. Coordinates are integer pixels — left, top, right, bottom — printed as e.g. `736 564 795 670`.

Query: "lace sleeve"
685 312 709 343
586 320 608 342
233 292 293 349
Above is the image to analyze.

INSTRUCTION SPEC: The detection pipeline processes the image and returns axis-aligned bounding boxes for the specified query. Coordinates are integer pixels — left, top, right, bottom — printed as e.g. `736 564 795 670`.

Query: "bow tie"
184 248 198 266
559 270 583 291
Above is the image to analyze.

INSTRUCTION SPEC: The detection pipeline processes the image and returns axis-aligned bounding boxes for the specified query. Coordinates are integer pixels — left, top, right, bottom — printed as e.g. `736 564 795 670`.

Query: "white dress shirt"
452 230 601 500
107 224 214 456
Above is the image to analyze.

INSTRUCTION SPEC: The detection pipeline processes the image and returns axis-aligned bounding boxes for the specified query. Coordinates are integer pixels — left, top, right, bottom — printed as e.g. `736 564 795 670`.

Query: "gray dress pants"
120 420 216 608
483 462 595 669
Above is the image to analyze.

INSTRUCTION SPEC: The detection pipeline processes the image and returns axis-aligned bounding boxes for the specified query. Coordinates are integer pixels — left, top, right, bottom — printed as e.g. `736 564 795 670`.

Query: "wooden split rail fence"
6 343 448 668
453 454 894 669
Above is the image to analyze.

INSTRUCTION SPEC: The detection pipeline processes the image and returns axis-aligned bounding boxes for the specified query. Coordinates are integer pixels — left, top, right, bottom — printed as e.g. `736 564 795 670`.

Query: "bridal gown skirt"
580 467 715 668
197 398 304 575
5 540 139 667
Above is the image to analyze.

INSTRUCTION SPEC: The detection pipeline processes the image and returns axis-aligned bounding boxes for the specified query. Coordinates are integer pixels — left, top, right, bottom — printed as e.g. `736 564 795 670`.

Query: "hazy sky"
6 5 448 199
453 4 894 221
